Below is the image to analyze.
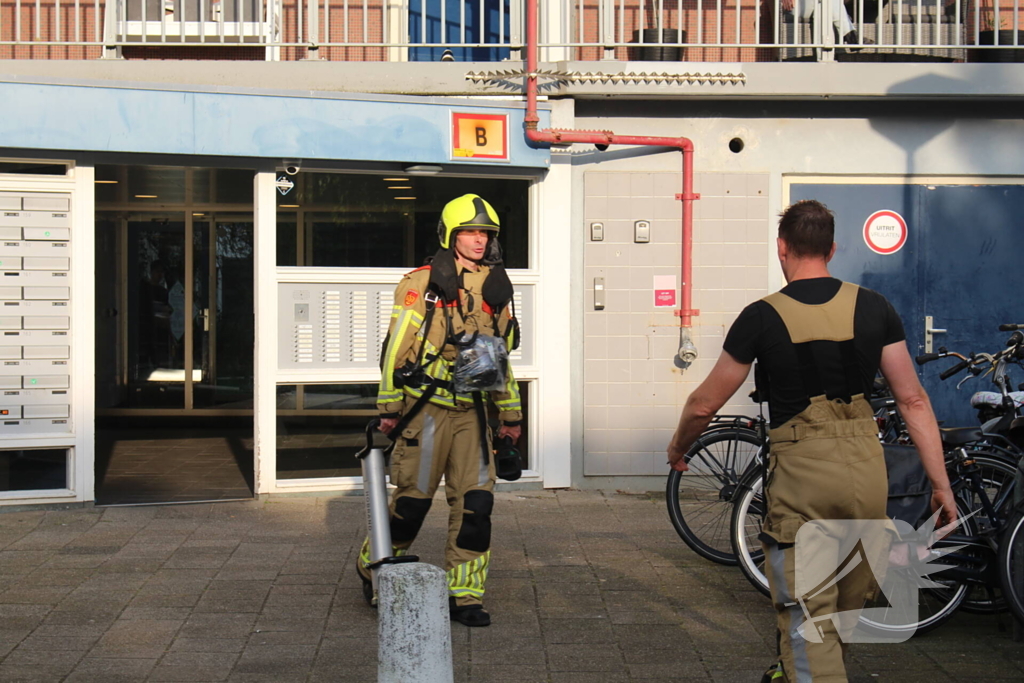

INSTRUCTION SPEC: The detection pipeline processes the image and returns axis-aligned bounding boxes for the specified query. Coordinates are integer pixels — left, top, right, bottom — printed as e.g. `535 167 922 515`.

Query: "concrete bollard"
377 562 454 683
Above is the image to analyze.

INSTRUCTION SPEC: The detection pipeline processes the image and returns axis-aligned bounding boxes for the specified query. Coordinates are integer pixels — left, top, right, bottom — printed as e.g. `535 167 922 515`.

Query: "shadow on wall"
880 71 1022 176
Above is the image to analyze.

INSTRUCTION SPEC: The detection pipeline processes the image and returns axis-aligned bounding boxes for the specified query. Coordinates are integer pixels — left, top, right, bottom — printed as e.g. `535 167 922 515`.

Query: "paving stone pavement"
0 489 1021 682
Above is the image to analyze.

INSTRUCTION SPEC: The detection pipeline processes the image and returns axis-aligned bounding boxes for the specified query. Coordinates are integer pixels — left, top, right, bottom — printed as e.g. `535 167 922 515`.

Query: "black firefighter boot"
449 597 491 627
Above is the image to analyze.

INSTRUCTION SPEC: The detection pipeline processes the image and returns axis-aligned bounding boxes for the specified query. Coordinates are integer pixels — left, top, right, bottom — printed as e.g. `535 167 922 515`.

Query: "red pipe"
523 0 699 328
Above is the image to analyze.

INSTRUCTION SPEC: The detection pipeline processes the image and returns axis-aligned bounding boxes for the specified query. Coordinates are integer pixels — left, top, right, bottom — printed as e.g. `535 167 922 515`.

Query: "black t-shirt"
723 278 906 428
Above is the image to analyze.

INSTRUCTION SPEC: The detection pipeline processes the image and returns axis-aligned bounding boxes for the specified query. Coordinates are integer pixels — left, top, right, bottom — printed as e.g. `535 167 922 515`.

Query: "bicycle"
667 379 900 566
999 469 1024 625
916 336 1024 615
996 323 1024 626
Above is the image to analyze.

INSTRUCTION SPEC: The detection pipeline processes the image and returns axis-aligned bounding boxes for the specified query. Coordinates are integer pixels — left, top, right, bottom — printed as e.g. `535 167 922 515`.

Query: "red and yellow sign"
404 289 419 307
451 112 509 161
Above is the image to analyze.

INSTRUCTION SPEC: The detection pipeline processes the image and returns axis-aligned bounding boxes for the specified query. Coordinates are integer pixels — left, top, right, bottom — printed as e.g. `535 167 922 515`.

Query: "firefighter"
357 194 523 627
666 201 956 681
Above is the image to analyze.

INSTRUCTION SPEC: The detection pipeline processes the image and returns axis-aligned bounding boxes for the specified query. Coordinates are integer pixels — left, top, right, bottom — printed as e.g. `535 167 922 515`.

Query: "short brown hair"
778 200 834 259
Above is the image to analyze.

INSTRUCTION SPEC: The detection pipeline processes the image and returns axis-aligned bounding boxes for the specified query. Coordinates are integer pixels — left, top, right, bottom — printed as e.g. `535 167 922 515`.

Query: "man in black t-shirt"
666 200 956 683
724 278 906 429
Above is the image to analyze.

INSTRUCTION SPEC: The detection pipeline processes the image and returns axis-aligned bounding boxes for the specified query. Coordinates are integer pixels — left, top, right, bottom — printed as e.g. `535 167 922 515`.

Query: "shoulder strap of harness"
762 282 863 402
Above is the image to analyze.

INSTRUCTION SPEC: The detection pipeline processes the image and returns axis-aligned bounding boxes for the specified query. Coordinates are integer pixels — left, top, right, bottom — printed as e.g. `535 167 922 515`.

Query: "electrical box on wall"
634 220 650 243
0 191 73 436
277 283 393 370
590 222 604 241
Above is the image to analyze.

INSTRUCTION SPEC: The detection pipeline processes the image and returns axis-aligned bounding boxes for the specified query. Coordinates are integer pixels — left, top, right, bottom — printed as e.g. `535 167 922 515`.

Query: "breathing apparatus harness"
384 198 520 471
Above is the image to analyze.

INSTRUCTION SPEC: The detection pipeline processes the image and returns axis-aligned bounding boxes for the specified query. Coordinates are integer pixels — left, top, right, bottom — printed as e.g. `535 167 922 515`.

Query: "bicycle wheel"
999 508 1024 625
731 473 770 596
954 452 1018 614
666 428 763 566
732 475 975 636
857 497 978 637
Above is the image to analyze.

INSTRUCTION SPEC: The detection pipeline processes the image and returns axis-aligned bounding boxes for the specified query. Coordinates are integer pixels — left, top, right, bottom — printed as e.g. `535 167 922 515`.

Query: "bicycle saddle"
939 427 984 446
970 391 1024 409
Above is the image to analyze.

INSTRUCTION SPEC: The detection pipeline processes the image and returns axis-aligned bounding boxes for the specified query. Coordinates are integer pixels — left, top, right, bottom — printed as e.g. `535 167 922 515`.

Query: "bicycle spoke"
669 428 763 565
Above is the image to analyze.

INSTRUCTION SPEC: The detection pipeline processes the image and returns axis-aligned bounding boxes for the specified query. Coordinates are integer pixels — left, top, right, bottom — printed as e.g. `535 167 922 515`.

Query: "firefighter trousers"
359 397 495 607
761 395 889 683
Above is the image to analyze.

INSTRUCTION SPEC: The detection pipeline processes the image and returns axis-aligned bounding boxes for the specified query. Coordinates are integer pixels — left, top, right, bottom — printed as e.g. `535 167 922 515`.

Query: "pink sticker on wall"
654 275 677 308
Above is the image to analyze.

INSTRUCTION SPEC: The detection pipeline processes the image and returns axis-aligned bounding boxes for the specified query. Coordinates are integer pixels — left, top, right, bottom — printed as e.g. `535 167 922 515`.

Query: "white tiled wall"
583 172 771 476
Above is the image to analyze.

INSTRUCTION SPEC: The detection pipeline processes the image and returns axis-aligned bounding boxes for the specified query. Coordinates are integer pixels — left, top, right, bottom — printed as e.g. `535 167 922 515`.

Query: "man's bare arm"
667 351 752 471
878 341 957 531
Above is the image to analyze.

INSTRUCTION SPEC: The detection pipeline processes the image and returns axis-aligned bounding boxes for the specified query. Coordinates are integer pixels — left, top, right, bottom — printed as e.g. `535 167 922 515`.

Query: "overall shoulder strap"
762 282 862 401
761 281 857 343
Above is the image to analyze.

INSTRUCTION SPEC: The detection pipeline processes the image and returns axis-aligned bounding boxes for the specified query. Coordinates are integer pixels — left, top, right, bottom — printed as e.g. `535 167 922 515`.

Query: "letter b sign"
452 113 509 160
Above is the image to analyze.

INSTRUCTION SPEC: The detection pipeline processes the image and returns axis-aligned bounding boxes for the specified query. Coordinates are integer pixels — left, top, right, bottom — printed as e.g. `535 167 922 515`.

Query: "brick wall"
0 1 104 58
279 0 387 62
574 0 777 62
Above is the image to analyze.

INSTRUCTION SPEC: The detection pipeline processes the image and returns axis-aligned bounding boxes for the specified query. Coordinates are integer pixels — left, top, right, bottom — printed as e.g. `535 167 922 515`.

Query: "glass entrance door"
94 165 256 505
97 212 254 413
193 216 255 410
126 215 188 409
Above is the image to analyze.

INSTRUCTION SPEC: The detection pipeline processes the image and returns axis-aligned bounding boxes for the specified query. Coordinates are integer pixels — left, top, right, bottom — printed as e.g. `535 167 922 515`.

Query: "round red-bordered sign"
863 210 908 255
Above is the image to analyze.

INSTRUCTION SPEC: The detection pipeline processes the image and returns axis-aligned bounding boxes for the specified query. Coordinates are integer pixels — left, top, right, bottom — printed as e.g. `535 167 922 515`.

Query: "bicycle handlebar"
939 359 970 381
924 330 1024 385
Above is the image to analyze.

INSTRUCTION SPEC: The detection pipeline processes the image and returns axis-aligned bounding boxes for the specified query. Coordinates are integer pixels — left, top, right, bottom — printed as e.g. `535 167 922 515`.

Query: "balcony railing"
0 0 1021 61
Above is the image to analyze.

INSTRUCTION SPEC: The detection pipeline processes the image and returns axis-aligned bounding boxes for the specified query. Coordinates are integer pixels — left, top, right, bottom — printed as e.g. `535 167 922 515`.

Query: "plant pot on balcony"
970 30 1024 62
631 29 685 61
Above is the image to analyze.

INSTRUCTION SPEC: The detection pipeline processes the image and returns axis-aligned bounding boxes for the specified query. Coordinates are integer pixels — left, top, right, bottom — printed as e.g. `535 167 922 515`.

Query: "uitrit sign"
451 113 509 161
863 210 908 255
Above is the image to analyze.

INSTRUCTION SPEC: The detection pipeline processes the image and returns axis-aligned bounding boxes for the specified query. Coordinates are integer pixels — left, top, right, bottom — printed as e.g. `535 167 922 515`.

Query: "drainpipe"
523 0 700 367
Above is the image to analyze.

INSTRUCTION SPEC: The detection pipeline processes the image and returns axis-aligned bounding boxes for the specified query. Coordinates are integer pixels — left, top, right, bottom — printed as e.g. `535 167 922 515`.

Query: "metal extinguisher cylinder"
361 444 393 597
356 419 418 604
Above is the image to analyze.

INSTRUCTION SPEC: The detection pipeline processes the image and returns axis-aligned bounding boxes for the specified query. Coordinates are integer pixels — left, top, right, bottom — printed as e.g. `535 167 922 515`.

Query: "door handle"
201 308 211 332
924 315 946 353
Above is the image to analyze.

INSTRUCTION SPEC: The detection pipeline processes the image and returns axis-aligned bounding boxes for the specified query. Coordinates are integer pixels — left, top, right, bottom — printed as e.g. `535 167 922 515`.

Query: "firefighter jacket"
377 264 523 424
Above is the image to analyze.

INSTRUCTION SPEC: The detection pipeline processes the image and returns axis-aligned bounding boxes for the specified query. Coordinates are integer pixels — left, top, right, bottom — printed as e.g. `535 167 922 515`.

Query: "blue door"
791 182 1024 426
408 0 511 62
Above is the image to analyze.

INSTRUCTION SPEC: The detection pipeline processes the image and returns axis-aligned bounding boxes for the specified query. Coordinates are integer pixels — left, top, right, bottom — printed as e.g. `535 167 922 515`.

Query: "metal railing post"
600 0 615 60
304 0 321 59
101 0 123 58
265 0 282 60
386 0 406 62
509 0 522 60
819 0 836 61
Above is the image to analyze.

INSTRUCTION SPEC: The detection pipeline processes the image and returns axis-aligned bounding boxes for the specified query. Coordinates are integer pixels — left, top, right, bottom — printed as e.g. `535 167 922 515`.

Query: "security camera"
283 161 302 176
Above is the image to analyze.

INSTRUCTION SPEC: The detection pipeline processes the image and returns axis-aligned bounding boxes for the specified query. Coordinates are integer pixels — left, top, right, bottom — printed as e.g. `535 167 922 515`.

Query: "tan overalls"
760 282 889 683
